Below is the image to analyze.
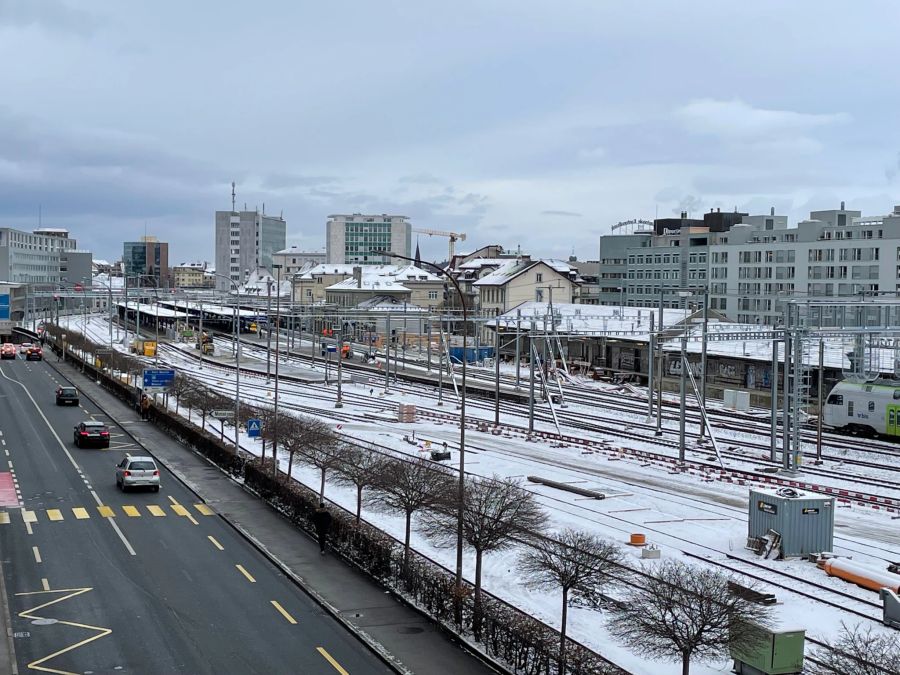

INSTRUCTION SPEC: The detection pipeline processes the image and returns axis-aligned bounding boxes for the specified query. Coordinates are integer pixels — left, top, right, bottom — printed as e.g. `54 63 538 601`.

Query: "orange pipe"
822 558 900 593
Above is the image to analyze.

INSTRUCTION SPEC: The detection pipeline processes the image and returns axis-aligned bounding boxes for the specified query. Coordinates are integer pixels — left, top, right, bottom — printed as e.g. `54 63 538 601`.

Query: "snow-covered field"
63 315 900 674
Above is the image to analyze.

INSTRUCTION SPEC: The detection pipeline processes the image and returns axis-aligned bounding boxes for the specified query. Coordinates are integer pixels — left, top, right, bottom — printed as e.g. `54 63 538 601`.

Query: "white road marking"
0 367 137 556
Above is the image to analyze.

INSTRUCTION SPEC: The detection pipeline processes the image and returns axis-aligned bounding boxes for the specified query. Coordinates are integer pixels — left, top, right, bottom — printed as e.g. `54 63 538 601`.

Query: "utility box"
731 626 805 675
748 488 834 558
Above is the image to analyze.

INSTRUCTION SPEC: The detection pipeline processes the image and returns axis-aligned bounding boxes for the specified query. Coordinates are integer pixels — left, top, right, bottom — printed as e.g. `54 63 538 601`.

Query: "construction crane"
412 228 466 261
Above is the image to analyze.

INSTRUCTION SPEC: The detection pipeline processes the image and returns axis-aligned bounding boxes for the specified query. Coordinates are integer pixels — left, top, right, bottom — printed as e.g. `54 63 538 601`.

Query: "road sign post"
142 368 175 394
247 418 263 438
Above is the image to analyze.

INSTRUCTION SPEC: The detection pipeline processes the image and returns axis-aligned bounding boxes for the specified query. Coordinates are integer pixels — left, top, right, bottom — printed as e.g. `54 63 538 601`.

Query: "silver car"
115 455 161 492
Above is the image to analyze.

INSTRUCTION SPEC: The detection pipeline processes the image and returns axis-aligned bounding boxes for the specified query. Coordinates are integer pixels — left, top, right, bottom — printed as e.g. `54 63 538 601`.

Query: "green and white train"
822 379 900 437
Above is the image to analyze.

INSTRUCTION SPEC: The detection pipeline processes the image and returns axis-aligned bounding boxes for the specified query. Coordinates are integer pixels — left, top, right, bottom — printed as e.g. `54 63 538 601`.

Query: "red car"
25 346 43 361
0 344 15 360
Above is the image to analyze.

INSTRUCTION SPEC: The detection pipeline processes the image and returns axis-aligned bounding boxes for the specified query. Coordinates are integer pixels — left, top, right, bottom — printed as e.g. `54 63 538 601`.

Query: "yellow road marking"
0 512 9 525
46 509 64 522
22 509 37 523
207 536 224 551
72 507 89 520
122 505 140 517
41 578 50 591
15 587 112 675
194 504 214 516
235 565 256 583
317 647 350 675
147 505 166 517
170 504 189 517
270 600 297 624
97 506 114 518
32 546 42 563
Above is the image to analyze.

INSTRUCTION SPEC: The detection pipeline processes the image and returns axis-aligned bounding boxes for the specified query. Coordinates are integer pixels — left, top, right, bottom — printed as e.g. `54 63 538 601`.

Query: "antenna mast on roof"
231 181 236 212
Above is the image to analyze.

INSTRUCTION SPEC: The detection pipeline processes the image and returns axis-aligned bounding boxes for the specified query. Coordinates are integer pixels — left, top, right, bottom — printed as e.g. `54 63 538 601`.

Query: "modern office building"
123 237 170 287
325 214 411 265
215 209 287 291
0 226 80 285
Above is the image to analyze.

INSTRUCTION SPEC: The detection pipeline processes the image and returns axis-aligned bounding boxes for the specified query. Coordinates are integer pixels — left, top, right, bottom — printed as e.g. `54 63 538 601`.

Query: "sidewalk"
52 359 500 675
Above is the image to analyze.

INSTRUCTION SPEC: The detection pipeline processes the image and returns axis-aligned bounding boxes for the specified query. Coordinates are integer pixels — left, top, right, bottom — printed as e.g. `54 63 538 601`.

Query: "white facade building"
214 210 286 292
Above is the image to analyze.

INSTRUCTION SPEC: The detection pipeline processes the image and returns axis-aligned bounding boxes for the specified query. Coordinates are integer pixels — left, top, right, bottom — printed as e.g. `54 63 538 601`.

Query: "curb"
47 358 412 675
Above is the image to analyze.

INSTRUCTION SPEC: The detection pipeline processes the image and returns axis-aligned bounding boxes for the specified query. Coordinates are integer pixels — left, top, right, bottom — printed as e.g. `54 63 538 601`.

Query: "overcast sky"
2 1 899 264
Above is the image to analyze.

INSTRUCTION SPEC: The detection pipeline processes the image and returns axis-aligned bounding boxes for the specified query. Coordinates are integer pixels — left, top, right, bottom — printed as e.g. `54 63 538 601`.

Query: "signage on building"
757 500 777 515
801 507 819 515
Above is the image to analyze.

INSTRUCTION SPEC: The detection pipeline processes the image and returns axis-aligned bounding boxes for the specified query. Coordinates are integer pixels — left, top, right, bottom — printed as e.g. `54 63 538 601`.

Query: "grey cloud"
260 174 340 191
0 0 96 35
399 173 443 185
541 210 582 217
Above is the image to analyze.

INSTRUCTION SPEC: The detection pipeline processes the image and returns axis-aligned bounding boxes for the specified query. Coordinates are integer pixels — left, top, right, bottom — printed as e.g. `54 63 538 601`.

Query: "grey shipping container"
748 487 834 558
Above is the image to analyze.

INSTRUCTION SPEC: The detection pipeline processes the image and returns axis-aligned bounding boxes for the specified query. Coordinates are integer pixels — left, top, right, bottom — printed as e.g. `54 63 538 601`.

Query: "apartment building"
0 226 79 285
214 209 287 291
474 258 581 316
272 247 326 276
292 263 442 309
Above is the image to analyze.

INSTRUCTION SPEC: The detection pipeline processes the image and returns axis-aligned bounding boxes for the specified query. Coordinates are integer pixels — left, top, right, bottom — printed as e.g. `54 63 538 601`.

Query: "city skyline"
1 1 899 264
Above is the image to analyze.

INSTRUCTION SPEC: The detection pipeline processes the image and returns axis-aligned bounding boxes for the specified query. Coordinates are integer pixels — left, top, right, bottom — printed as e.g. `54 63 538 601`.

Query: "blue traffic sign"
247 418 263 438
142 368 175 393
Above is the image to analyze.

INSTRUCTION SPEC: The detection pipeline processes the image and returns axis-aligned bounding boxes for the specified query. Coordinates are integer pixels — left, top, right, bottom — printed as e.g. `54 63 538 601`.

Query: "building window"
428 290 438 300
536 289 544 302
536 273 543 283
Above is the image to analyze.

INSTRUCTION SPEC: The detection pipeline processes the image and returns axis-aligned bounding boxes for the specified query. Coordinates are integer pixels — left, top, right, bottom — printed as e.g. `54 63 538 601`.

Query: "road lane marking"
90 490 135 556
6 460 11 468
72 507 89 520
22 509 37 523
317 647 350 675
207 535 224 551
97 506 115 518
0 512 8 524
122 505 141 517
47 509 63 521
16 587 112 675
0 369 137 555
235 565 256 583
147 505 166 517
41 578 50 591
271 600 297 624
194 504 214 516
32 546 42 563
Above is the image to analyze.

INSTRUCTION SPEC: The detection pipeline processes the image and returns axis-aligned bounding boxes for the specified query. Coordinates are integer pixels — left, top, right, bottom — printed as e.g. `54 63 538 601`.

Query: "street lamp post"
210 273 242 451
266 277 273 383
377 250 468 594
272 264 283 477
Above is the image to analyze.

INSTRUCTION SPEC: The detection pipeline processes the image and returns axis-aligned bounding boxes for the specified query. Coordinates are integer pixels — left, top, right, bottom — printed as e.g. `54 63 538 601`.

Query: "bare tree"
811 622 900 675
371 458 454 567
293 433 344 498
169 373 194 415
520 530 626 675
422 475 547 633
607 560 772 675
333 444 387 522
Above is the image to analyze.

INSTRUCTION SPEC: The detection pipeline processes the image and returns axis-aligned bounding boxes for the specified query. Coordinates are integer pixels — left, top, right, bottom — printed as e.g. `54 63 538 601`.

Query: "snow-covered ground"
62 315 900 674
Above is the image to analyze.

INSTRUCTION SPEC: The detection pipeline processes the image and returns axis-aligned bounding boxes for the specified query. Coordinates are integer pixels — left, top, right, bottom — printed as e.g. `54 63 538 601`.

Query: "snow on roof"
327 277 410 292
472 259 529 286
92 274 125 289
457 258 507 270
488 302 691 336
354 295 428 311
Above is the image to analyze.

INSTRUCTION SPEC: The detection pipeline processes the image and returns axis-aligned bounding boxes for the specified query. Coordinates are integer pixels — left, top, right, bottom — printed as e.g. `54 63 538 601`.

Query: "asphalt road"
0 354 394 675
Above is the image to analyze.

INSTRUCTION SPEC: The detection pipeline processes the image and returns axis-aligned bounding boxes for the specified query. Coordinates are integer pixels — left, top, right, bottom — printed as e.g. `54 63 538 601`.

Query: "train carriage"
822 379 900 437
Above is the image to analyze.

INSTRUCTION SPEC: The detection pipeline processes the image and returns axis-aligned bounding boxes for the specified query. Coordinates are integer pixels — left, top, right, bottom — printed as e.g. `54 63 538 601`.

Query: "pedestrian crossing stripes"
0 504 215 523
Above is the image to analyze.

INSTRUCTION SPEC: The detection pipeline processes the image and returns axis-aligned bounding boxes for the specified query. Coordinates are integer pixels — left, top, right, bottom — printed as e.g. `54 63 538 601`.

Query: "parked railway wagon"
822 379 900 436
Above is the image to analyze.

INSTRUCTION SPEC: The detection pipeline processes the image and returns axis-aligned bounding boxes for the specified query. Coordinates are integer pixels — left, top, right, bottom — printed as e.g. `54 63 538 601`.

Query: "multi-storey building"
272 247 326 276
292 264 441 309
214 209 287 291
123 237 170 287
597 202 900 325
325 214 411 265
0 227 79 285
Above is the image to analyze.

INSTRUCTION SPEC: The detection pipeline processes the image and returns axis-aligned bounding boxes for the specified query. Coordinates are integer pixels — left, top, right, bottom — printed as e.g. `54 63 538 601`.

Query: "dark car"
25 346 43 361
74 420 110 448
56 386 79 406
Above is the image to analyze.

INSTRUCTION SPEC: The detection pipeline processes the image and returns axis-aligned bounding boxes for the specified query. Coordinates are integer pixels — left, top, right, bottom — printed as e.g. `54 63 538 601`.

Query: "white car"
115 456 161 492
18 342 32 355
